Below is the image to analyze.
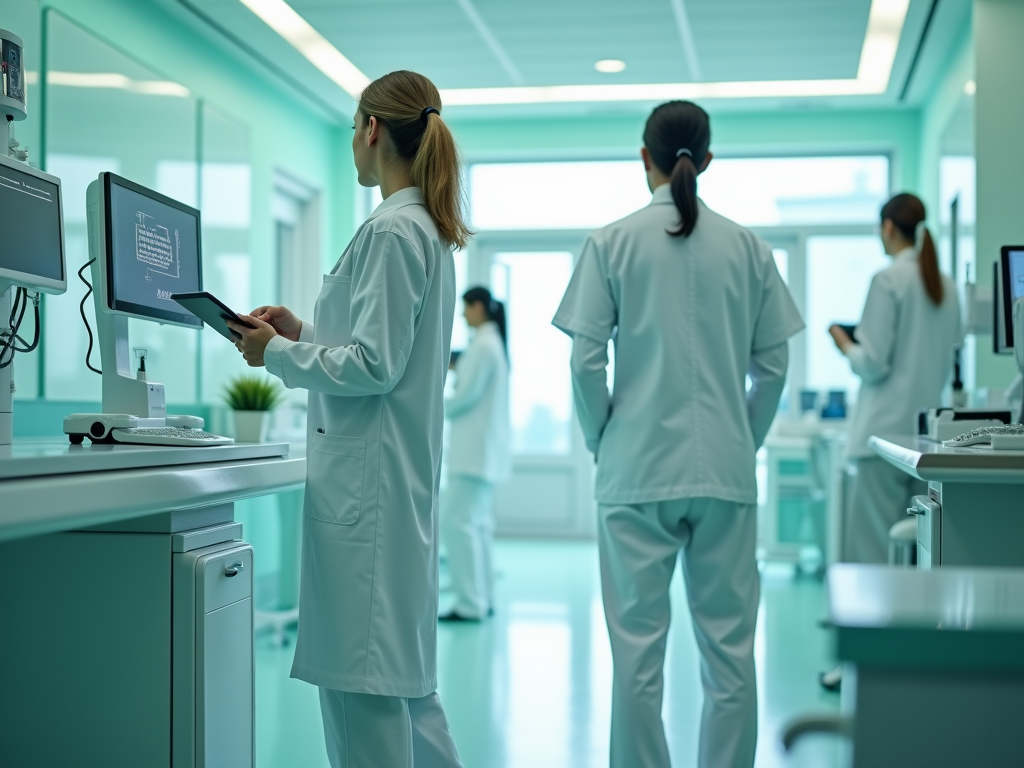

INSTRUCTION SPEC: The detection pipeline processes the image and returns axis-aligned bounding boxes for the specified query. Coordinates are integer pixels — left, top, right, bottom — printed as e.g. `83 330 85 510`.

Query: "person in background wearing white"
439 286 511 622
552 100 804 768
228 70 469 768
830 193 962 563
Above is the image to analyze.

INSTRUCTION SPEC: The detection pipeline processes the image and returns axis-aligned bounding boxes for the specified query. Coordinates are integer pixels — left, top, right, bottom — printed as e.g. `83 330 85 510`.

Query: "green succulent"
223 374 284 412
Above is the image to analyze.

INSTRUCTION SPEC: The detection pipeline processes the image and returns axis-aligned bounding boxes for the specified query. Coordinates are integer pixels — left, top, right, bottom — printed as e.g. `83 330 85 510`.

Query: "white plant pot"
233 410 270 443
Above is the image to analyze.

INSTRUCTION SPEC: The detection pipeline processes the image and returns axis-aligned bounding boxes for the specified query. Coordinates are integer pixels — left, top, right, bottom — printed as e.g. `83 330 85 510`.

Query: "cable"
11 290 39 353
0 287 28 369
79 260 102 375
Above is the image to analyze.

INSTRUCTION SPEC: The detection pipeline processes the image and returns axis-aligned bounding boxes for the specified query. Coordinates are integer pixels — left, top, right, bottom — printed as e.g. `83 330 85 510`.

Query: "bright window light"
964 80 977 95
238 0 370 96
595 59 626 73
698 156 891 226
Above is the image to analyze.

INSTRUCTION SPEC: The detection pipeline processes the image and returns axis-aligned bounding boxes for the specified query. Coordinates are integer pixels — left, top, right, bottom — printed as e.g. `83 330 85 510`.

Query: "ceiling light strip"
237 0 370 96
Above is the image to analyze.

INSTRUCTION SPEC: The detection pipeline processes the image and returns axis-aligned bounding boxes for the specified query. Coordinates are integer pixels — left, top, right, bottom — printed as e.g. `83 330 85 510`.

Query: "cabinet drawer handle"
224 561 244 577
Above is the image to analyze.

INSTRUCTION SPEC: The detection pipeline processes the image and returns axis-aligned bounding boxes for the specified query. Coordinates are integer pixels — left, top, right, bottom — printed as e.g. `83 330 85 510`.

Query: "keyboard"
111 427 234 447
944 423 1024 448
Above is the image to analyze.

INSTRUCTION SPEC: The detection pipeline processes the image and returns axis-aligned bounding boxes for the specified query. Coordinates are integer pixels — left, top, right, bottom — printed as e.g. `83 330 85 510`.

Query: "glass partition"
197 104 253 406
43 10 198 403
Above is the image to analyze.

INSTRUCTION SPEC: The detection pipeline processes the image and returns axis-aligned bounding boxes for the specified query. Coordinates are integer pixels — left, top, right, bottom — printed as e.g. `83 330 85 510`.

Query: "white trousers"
844 457 926 563
318 688 463 768
440 475 495 618
599 497 759 768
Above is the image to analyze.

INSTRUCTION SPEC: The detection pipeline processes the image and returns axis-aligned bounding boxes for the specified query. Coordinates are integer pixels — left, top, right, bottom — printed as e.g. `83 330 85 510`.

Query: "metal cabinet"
0 506 254 768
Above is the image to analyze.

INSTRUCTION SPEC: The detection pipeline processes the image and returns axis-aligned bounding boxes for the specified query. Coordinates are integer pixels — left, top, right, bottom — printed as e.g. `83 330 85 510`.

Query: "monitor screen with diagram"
103 172 202 327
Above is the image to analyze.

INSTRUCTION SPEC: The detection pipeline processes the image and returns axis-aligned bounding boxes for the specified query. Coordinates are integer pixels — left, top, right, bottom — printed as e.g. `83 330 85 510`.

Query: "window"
470 161 650 230
805 235 889 393
699 156 890 226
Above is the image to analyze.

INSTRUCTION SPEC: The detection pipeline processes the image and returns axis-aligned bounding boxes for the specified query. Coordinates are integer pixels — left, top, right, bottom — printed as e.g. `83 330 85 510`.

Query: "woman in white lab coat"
553 101 804 768
830 193 962 563
439 286 511 622
229 70 469 768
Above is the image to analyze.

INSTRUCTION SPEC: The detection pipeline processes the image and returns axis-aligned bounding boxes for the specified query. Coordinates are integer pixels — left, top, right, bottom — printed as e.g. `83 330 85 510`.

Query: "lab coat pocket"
306 433 366 525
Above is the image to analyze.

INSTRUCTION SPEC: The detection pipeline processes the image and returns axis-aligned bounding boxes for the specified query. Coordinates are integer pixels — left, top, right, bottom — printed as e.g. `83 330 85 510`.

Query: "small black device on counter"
170 291 255 341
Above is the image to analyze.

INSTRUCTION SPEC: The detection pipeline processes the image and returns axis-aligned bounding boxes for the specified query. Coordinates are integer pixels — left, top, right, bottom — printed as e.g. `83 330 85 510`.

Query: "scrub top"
264 187 455 698
445 321 511 483
553 185 804 506
845 246 963 457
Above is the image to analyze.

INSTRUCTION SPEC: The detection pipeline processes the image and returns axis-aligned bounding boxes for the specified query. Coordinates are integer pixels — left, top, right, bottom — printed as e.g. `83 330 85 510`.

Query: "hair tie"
676 148 692 159
915 220 928 252
421 106 440 123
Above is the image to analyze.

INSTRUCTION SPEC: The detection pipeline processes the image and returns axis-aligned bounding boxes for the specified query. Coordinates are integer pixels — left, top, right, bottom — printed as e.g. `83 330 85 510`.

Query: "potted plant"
223 374 283 443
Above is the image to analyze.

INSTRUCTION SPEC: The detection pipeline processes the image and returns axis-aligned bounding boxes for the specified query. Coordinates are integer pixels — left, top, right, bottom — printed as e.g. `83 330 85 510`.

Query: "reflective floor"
255 540 842 768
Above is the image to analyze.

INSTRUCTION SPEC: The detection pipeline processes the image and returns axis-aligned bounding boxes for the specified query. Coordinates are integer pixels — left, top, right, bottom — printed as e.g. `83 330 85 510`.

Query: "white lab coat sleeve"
552 236 616 343
445 341 494 419
264 231 426 395
752 242 805 351
299 321 314 342
846 273 896 385
747 341 788 450
570 334 611 454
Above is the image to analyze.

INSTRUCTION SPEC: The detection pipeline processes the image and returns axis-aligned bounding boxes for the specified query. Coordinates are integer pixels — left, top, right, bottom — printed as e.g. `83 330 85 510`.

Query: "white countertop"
869 434 1024 483
0 438 305 541
828 564 1024 671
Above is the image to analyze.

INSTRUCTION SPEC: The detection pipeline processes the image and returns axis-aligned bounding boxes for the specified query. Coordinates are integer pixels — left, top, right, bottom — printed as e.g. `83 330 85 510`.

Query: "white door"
464 231 596 537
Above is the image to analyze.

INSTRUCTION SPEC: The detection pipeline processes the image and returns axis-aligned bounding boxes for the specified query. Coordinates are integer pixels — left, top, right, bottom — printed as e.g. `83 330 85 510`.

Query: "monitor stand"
1 283 13 446
91 258 167 419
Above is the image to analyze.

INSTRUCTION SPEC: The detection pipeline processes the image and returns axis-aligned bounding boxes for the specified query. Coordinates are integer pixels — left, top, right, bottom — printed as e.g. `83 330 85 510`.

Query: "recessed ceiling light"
964 80 977 96
595 59 626 74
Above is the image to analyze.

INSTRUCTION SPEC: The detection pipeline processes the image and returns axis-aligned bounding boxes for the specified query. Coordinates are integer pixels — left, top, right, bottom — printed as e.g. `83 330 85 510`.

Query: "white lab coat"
264 187 455 698
845 246 963 458
553 185 804 768
553 186 805 505
842 246 961 563
445 321 511 482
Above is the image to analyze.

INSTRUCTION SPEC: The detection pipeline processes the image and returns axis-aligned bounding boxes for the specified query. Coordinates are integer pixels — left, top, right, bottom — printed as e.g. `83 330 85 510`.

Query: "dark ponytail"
642 100 711 238
462 286 507 355
880 193 944 306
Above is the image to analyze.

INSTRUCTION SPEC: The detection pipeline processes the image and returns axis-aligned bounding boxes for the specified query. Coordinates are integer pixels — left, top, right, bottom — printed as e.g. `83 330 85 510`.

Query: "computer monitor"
85 173 202 417
90 172 202 327
997 246 1024 354
0 154 66 294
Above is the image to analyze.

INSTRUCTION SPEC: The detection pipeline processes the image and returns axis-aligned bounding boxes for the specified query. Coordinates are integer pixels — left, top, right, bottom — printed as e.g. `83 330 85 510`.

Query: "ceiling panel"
170 0 972 120
291 0 871 88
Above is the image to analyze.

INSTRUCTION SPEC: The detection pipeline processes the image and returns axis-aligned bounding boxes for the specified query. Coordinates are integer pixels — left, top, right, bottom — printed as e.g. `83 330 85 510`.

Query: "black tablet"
835 323 858 343
171 291 255 341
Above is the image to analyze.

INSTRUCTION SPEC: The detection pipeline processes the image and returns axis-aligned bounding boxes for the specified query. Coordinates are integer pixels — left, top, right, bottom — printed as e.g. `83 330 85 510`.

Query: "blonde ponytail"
358 71 472 250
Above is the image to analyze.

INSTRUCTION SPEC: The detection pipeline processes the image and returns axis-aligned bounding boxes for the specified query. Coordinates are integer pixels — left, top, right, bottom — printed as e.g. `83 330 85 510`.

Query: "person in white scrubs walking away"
553 100 804 768
439 286 511 622
831 193 962 563
228 70 469 768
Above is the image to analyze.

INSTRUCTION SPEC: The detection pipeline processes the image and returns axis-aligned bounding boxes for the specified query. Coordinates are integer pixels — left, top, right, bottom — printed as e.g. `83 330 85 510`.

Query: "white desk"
828 565 1024 768
0 438 305 541
869 435 1024 567
0 437 306 768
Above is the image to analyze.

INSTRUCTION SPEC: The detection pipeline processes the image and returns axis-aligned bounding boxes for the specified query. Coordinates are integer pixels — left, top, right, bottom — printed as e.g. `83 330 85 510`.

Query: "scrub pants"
843 457 926 563
318 688 463 768
441 474 495 618
599 497 759 768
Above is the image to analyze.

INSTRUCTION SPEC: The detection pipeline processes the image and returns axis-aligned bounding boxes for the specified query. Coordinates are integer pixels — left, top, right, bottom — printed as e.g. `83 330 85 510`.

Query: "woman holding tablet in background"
830 193 962 564
229 70 468 768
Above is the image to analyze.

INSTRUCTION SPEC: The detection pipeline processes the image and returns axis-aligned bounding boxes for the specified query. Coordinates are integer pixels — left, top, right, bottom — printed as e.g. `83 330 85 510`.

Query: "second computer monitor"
96 172 202 328
0 154 66 294
997 245 1024 354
